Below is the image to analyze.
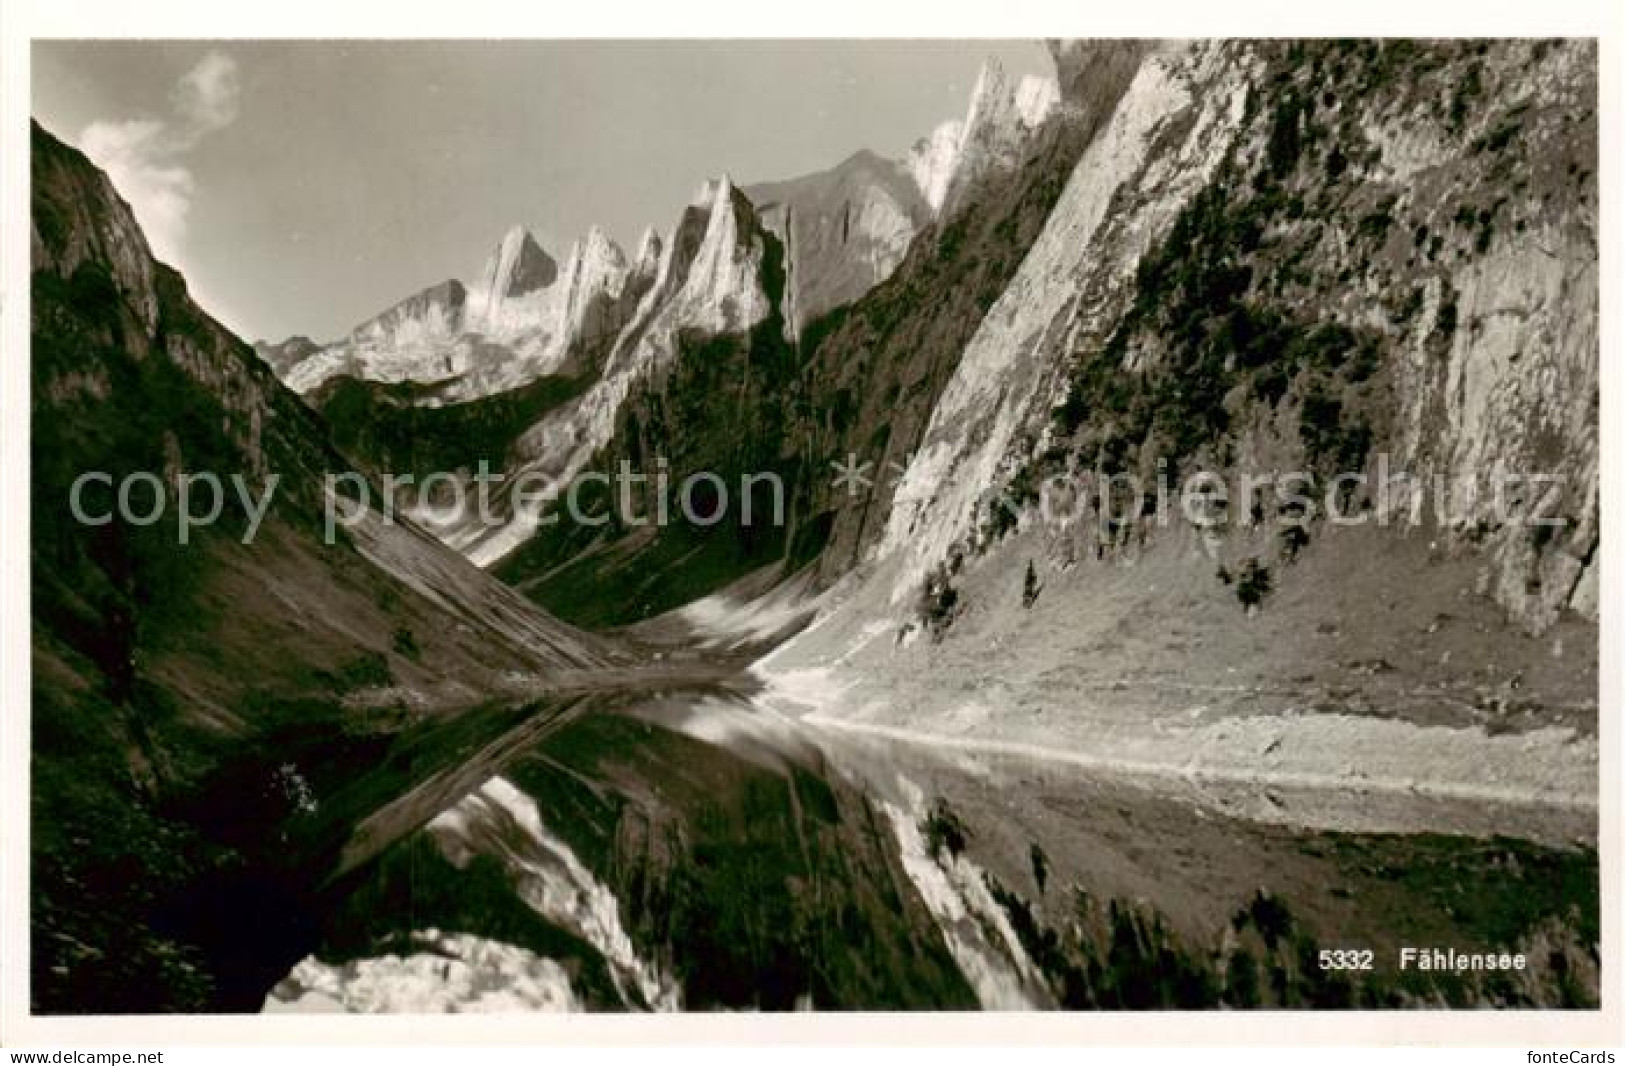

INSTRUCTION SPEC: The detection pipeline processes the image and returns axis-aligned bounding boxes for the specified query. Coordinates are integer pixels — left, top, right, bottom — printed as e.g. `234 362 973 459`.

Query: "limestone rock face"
665 175 772 335
284 278 473 393
31 122 162 336
632 226 664 277
352 278 468 346
271 41 1597 644
468 226 559 337
270 49 1057 414
1014 73 1061 128
285 225 627 398
30 118 619 1013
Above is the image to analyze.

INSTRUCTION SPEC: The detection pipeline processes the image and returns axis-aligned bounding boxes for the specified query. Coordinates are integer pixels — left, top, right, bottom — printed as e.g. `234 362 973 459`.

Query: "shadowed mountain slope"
30 121 619 1011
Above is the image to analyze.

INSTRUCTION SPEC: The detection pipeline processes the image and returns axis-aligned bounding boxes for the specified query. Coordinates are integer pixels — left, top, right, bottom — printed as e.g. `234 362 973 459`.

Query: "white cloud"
77 51 239 273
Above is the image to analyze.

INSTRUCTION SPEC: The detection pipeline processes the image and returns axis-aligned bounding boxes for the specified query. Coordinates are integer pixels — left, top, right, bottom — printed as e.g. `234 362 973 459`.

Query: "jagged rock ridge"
451 173 776 565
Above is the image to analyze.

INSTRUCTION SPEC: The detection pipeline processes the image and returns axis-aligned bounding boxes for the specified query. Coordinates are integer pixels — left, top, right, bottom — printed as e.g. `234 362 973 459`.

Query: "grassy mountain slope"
30 121 615 1011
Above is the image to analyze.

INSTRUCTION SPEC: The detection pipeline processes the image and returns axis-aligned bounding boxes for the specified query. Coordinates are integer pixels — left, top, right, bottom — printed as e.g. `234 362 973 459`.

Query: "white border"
1 0 1620 1048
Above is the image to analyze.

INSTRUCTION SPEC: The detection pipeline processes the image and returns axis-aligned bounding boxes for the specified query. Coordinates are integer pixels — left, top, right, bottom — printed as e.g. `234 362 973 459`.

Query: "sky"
32 40 1050 342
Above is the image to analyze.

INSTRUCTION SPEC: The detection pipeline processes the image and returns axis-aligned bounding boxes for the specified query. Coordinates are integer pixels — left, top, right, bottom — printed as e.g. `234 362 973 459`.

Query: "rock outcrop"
555 226 631 349
476 225 558 304
283 224 625 398
748 149 931 335
882 42 1252 598
285 277 473 392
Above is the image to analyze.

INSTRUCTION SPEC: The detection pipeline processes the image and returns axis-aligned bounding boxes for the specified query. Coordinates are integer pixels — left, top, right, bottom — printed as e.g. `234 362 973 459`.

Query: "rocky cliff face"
906 121 965 215
274 39 1596 649
353 278 469 347
31 39 1602 1016
790 41 1151 586
487 45 1148 625
466 38 1597 769
267 58 1062 591
737 42 1596 908
464 226 560 341
475 226 558 305
451 224 637 392
284 277 474 393
632 226 664 276
882 41 1254 599
554 226 632 354
275 54 1056 437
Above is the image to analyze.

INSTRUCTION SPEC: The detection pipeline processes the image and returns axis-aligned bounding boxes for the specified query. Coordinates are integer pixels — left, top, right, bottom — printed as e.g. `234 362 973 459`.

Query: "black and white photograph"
2 1 1619 1053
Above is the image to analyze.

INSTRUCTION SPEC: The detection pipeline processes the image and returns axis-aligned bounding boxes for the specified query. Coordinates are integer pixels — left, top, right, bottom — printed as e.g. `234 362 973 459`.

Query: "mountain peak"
349 277 467 345
690 173 741 212
579 224 625 266
561 226 629 294
966 59 1011 119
